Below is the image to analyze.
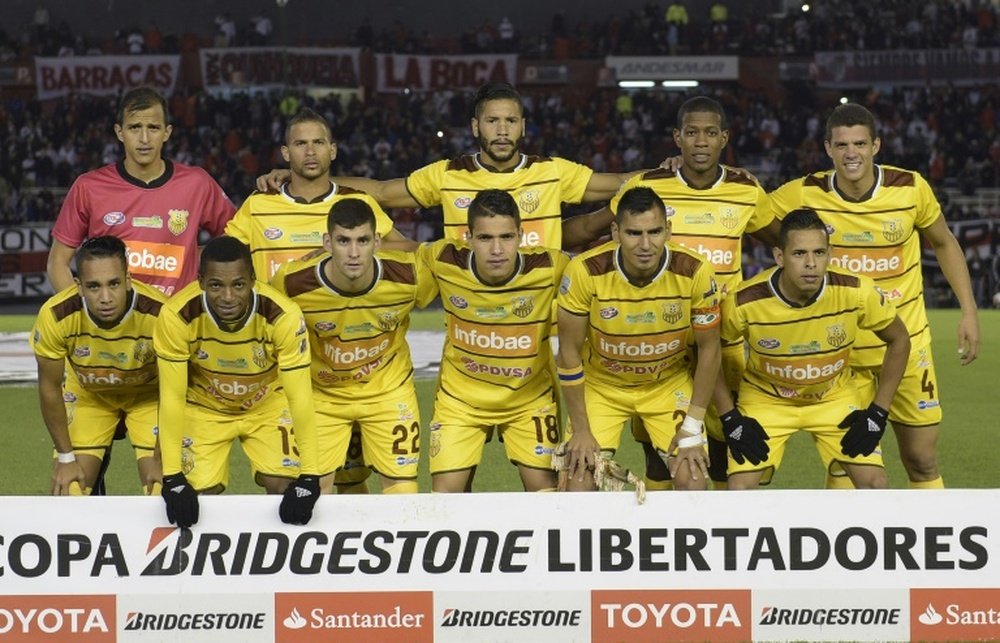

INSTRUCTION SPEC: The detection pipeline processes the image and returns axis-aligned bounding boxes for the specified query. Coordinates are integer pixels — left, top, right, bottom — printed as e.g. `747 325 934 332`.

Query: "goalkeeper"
713 209 910 489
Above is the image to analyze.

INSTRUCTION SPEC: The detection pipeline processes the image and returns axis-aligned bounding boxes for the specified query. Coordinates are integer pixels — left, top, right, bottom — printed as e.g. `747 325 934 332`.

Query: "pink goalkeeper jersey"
53 160 235 295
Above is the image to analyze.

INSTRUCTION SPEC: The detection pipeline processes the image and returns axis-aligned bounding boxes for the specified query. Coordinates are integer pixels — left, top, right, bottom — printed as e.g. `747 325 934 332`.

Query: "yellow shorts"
853 345 942 427
731 384 883 482
182 393 300 491
315 385 421 480
574 372 693 453
429 389 559 474
333 424 371 486
62 379 157 461
630 342 742 444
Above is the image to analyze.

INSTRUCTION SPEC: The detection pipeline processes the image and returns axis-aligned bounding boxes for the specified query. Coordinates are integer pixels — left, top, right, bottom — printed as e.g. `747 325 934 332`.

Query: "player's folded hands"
279 475 320 525
720 409 770 465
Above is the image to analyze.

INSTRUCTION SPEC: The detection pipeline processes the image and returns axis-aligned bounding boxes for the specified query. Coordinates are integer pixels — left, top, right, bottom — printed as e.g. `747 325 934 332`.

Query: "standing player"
556 186 722 491
261 82 648 250
228 107 415 494
31 236 164 495
154 237 320 527
47 86 235 295
419 190 567 492
272 199 436 495
607 96 780 490
768 103 980 489
714 209 911 489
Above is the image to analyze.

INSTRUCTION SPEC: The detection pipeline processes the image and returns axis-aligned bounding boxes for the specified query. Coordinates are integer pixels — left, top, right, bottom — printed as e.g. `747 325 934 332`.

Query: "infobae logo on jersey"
0 595 115 641
910 588 1000 641
434 590 588 643
450 319 538 358
753 588 908 641
124 240 184 281
592 589 750 642
274 592 432 643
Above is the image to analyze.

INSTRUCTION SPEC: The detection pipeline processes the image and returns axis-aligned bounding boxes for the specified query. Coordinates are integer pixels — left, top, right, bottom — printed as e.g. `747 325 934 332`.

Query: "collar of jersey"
115 158 174 189
281 180 336 204
829 164 881 203
768 268 827 308
474 153 527 173
204 288 258 332
82 288 136 329
676 165 725 190
317 255 383 297
468 250 523 287
614 245 669 287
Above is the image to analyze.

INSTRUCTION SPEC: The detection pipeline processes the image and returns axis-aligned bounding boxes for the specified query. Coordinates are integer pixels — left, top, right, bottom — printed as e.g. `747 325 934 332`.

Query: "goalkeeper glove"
279 475 320 525
838 403 889 458
720 409 770 465
161 473 199 528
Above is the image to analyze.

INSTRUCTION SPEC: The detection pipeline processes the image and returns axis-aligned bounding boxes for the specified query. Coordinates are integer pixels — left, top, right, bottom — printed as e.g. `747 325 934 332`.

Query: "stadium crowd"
4 0 997 59
2 82 1000 228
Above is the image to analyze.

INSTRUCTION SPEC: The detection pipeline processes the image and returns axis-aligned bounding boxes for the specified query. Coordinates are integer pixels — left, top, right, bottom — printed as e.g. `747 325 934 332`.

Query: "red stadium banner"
199 47 361 91
34 56 181 100
374 54 517 93
814 49 1000 87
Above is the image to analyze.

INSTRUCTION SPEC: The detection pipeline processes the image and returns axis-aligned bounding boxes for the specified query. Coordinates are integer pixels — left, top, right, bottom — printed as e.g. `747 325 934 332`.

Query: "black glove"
279 475 320 525
720 409 770 465
838 402 889 457
161 473 199 528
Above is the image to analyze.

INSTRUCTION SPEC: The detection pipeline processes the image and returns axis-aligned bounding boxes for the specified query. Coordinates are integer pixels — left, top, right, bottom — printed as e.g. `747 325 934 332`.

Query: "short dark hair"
199 236 253 277
468 189 520 231
614 186 666 224
76 236 128 272
676 95 727 130
473 82 524 119
285 107 333 144
327 198 376 234
825 103 877 141
117 87 169 126
778 208 829 249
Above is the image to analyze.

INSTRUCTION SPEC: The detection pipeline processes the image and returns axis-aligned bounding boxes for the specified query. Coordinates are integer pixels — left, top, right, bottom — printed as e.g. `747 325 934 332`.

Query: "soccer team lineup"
30 79 981 528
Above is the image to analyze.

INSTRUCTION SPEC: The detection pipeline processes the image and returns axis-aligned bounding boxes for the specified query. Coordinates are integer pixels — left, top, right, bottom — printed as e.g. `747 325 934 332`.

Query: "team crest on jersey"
133 339 153 364
518 190 540 214
377 310 400 331
881 219 904 242
826 323 847 348
103 211 126 226
719 207 739 230
167 209 190 236
511 296 534 318
251 345 268 368
662 303 683 323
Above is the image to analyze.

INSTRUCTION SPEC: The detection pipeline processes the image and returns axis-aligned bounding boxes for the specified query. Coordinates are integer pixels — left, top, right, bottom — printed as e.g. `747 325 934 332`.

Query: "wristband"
56 451 77 464
677 434 706 449
679 415 704 436
557 364 585 386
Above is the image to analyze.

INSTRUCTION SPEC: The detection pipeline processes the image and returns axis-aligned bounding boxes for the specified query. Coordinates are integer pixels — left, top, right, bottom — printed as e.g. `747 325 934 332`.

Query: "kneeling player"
556 187 721 491
273 199 436 494
420 190 567 492
714 209 910 489
32 236 164 495
155 237 321 527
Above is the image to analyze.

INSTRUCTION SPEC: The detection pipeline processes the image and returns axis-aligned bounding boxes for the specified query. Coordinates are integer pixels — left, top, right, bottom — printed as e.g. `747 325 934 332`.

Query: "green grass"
2 309 996 494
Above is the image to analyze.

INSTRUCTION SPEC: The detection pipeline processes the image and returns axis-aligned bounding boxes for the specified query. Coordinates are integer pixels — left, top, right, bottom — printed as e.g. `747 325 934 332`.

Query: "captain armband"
557 364 585 387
